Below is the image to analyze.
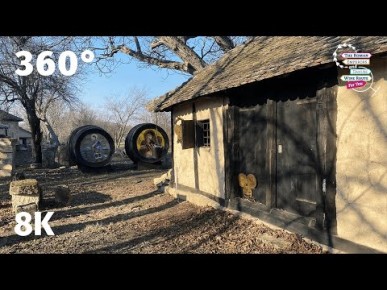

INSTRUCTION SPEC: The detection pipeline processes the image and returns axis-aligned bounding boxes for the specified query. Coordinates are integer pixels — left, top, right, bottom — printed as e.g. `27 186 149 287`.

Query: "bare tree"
36 77 80 153
0 101 13 112
95 36 248 75
40 97 83 147
0 36 85 164
70 104 98 128
138 110 171 141
104 87 147 148
44 102 99 146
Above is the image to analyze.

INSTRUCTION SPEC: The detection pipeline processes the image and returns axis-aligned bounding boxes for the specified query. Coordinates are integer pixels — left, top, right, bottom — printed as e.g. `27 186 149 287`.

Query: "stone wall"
0 138 15 177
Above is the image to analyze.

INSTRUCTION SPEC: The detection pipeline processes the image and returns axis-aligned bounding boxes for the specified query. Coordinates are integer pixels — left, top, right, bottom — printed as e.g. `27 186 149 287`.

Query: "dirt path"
0 165 325 253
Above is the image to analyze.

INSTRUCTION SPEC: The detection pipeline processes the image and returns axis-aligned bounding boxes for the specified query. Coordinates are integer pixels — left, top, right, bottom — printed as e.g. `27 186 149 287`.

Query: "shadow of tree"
40 190 113 211
50 190 159 221
85 208 239 253
0 198 178 248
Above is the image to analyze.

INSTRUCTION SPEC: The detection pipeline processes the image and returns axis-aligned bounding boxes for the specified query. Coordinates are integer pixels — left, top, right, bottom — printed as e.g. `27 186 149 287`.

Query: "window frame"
196 119 210 148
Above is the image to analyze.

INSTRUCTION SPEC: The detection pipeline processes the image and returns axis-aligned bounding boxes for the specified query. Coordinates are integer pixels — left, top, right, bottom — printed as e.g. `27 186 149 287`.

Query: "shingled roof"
0 110 23 122
150 36 387 112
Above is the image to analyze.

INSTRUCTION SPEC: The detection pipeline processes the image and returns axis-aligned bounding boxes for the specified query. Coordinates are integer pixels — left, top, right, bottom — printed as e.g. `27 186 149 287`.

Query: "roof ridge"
0 109 23 121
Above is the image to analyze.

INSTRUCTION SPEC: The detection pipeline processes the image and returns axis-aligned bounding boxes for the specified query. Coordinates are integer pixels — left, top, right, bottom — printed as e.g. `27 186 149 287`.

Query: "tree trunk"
41 118 60 149
26 106 43 164
41 118 60 167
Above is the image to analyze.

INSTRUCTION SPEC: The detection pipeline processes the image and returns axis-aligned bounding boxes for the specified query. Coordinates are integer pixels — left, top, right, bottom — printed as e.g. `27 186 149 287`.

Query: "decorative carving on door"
238 173 257 199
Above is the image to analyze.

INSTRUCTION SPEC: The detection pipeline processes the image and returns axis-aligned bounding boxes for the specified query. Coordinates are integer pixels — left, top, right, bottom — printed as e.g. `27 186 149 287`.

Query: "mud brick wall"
335 56 387 252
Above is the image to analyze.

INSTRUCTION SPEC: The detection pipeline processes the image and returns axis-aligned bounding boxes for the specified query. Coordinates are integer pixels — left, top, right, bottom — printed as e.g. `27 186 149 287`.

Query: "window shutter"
182 120 195 149
195 121 204 147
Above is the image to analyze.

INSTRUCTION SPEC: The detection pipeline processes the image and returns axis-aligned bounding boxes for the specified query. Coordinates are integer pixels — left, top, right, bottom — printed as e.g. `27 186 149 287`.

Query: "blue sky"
75 36 245 108
78 53 189 109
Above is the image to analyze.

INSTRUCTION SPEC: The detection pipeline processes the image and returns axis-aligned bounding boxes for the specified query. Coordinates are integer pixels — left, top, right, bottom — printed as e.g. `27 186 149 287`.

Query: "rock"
0 138 16 177
0 151 11 159
12 171 26 181
9 179 40 196
55 185 71 206
166 169 172 180
30 163 42 169
156 185 165 193
0 138 13 152
10 179 41 213
153 169 172 187
131 205 142 211
0 164 13 177
153 170 173 193
12 195 40 213
16 203 37 215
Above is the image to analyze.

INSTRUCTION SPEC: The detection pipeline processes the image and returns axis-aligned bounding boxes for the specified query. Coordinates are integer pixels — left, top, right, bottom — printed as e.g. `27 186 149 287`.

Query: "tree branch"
213 36 235 51
133 36 142 54
150 40 164 50
157 36 206 72
98 36 248 76
110 45 195 74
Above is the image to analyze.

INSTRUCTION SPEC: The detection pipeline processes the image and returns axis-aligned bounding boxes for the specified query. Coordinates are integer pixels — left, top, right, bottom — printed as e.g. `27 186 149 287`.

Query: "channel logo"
333 43 375 92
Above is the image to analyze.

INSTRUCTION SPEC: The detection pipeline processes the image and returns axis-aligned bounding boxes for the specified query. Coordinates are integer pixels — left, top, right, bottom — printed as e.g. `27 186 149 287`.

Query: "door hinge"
323 213 326 228
322 178 327 193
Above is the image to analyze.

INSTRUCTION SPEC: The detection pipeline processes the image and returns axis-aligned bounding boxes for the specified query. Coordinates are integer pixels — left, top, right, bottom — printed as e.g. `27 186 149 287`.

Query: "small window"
197 119 210 147
180 119 210 149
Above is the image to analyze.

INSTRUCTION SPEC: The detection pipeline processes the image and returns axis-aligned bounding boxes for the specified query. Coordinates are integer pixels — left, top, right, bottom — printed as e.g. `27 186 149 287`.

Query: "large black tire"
68 125 115 168
68 125 94 165
125 123 169 164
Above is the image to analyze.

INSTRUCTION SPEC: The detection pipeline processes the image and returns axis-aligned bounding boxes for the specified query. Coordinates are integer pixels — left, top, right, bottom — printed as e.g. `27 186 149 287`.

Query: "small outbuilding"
0 110 32 148
150 36 387 252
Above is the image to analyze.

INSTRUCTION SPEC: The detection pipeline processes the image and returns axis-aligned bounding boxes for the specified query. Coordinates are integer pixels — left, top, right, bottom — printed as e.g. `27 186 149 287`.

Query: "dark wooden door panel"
276 98 318 216
238 105 267 204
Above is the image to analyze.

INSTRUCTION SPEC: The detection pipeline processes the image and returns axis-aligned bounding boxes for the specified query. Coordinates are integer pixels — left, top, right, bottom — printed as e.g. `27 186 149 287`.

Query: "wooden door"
276 98 319 217
238 105 267 204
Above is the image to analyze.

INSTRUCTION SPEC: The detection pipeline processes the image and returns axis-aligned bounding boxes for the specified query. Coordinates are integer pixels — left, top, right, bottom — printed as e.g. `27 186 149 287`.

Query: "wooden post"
224 103 240 202
316 87 326 229
169 110 175 187
192 103 199 190
316 84 338 235
223 97 229 206
265 99 276 208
